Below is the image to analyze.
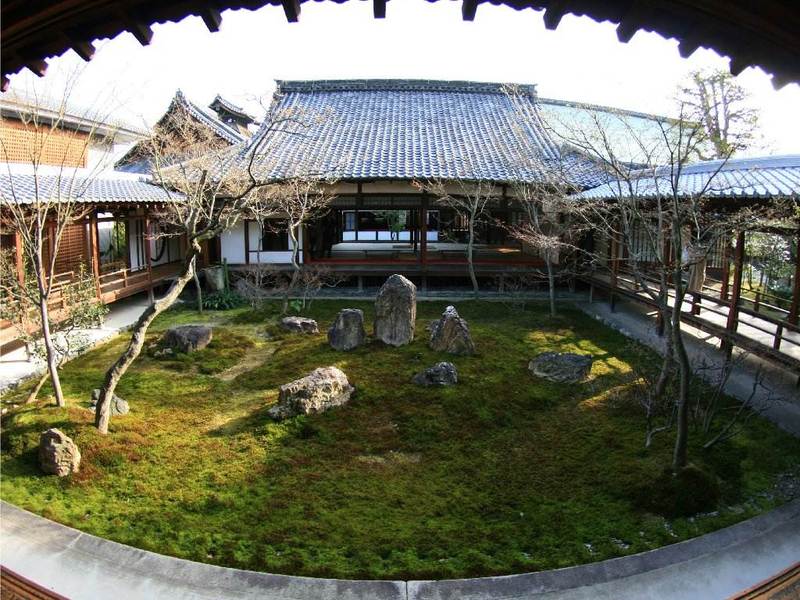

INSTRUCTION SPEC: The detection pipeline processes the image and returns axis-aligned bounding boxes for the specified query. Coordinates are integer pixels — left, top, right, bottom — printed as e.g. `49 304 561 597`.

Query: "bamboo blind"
52 223 89 274
0 118 89 168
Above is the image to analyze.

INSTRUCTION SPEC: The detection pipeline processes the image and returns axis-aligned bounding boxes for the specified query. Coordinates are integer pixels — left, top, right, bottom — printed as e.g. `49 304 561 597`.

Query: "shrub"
202 290 246 311
636 464 720 517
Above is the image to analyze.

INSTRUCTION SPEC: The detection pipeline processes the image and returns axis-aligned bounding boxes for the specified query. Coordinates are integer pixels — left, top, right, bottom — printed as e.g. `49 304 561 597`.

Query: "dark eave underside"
2 1 799 91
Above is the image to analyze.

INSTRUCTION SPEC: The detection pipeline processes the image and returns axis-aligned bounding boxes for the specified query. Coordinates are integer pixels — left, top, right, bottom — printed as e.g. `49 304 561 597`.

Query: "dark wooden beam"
282 0 301 22
127 18 154 46
462 0 478 21
616 2 650 44
71 40 96 62
373 0 387 19
543 0 567 30
26 59 48 77
730 53 752 76
788 231 800 326
200 7 223 32
1 76 9 93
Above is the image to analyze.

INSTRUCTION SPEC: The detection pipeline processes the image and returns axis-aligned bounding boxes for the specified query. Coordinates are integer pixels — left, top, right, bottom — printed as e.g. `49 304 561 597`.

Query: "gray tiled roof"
0 174 176 204
115 90 246 174
579 155 800 200
209 95 255 124
239 79 604 187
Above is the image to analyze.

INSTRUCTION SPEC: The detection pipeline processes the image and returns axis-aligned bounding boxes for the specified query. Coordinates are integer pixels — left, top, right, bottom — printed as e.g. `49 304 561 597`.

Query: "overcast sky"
6 0 799 156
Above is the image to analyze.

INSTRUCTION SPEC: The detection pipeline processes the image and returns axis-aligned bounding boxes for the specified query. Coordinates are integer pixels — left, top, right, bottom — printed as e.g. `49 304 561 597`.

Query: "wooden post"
719 236 731 301
244 219 250 265
788 231 800 326
301 223 310 265
609 227 619 312
722 230 745 358
420 196 428 266
14 231 24 285
143 210 154 304
89 212 102 300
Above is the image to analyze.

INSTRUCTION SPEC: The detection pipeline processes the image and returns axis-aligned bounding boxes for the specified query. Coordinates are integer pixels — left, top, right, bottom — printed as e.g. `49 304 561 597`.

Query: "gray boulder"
374 274 416 346
268 366 355 420
528 352 593 383
281 316 320 334
162 325 212 353
328 309 366 351
413 362 458 386
90 388 129 416
39 428 81 477
429 305 475 355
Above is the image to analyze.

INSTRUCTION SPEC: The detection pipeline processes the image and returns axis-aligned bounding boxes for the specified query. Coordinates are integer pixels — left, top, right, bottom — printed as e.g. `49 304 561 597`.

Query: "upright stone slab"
429 305 475 355
328 309 366 351
374 274 416 347
39 429 81 477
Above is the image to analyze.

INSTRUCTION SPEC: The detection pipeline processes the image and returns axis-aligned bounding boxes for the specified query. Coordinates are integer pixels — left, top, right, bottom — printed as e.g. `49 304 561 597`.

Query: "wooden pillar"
244 219 250 265
722 230 745 358
301 223 310 265
144 210 154 304
14 231 24 285
609 226 619 312
788 231 800 326
719 236 731 301
419 196 428 266
89 212 102 300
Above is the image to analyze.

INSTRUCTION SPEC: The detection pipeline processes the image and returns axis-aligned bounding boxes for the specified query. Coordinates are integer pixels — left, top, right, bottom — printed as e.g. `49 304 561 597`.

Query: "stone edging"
2 499 799 599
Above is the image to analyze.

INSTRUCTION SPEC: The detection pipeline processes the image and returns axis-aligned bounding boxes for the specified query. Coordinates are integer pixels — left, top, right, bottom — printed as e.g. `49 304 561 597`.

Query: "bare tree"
417 179 495 299
677 69 761 159
0 87 113 407
93 106 293 433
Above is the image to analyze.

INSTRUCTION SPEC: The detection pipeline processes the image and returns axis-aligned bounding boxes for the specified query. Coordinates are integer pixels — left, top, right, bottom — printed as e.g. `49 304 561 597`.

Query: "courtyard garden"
2 299 799 580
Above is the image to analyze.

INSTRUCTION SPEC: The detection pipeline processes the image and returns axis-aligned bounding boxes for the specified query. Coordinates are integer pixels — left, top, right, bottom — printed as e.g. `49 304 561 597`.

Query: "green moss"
1 300 798 579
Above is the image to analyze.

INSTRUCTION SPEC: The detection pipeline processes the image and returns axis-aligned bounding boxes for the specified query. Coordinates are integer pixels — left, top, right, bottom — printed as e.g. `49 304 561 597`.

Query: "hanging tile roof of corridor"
0 174 177 204
579 155 800 200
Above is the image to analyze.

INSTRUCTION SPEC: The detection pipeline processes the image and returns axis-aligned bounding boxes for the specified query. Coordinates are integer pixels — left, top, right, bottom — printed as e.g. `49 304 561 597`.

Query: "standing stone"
162 325 213 353
280 316 320 334
204 266 226 292
412 362 458 386
528 352 593 383
328 309 366 351
374 274 416 346
39 429 81 477
429 305 475 355
90 389 129 416
268 366 355 420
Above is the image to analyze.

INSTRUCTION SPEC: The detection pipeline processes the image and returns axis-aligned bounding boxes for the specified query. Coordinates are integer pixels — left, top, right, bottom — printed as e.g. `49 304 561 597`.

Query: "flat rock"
39 428 81 477
90 389 129 416
268 366 354 420
528 352 593 383
162 325 212 353
328 309 366 351
281 316 320 334
374 274 416 346
412 362 458 386
429 305 475 355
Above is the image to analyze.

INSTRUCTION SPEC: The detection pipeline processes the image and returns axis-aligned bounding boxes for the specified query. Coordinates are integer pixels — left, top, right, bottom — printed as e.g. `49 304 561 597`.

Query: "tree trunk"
38 296 65 407
283 225 301 313
467 213 479 300
545 256 556 317
671 260 691 471
194 269 203 313
95 249 199 434
25 369 49 404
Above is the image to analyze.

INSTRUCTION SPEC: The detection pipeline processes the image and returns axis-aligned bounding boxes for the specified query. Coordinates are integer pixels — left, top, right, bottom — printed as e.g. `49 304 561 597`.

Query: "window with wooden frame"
260 220 289 251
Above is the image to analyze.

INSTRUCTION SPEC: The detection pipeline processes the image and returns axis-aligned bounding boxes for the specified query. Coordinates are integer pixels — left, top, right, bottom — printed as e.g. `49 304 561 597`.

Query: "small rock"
39 428 81 477
90 389 129 416
268 366 354 420
374 274 416 347
328 309 366 351
611 537 630 550
429 306 475 355
528 352 592 383
280 316 319 334
162 325 212 353
412 362 458 386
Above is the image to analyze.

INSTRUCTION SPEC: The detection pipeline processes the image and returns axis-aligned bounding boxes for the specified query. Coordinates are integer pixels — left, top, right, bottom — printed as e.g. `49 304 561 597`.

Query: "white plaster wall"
219 221 301 265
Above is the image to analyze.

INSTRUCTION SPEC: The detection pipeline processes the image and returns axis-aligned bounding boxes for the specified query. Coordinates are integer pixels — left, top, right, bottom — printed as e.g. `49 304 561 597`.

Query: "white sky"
6 0 800 156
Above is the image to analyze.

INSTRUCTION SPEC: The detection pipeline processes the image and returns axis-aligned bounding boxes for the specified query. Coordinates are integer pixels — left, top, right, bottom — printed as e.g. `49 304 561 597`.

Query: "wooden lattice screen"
0 118 89 168
52 223 90 275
